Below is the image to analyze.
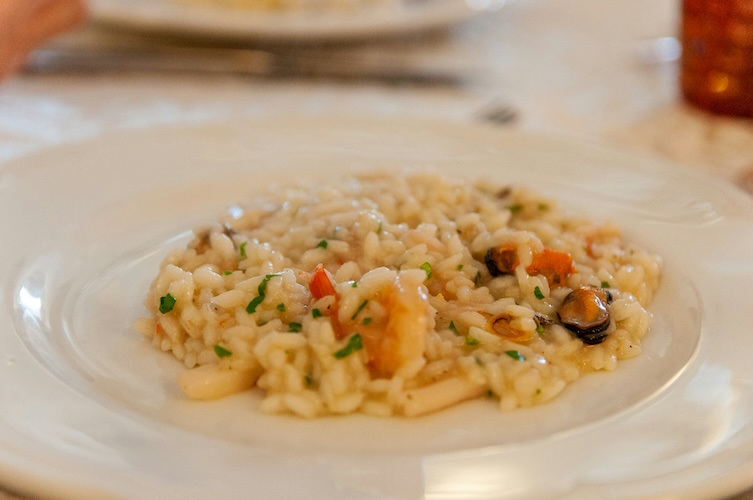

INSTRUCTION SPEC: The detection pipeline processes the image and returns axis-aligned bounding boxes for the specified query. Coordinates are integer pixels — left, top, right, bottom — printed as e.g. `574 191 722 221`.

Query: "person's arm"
0 0 87 80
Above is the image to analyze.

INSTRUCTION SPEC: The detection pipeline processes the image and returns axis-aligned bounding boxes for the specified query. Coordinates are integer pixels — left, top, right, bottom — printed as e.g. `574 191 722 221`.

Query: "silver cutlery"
26 44 468 87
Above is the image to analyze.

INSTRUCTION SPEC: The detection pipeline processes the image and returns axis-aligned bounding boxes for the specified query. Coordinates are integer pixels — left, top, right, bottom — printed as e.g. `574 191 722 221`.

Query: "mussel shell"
484 248 502 277
557 286 611 345
486 312 532 343
484 246 518 277
567 321 609 345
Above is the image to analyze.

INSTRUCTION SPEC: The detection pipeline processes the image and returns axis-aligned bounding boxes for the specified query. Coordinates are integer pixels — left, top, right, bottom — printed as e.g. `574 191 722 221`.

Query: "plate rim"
88 0 479 41
0 113 753 500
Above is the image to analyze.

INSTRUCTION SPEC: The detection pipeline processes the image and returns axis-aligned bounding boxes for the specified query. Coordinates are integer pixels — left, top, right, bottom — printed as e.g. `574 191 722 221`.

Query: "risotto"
135 170 662 418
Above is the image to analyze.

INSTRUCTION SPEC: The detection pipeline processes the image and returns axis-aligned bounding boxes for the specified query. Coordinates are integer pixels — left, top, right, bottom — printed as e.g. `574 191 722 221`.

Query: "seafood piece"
365 272 429 378
485 245 575 287
359 272 430 378
400 376 488 417
486 312 533 343
485 244 518 277
557 286 612 345
308 266 429 378
525 248 575 287
178 363 262 400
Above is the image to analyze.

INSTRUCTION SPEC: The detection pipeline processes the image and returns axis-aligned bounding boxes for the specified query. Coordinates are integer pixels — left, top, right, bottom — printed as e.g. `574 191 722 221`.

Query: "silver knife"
26 44 468 86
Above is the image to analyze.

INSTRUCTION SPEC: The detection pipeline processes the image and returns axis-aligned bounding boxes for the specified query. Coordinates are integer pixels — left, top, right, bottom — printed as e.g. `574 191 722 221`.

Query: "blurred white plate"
88 0 480 41
2 116 753 499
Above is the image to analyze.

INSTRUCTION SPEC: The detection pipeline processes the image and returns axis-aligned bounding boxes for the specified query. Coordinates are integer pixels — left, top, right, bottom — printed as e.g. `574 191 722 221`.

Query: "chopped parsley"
334 334 363 359
508 203 524 214
213 344 233 358
533 286 545 300
457 264 464 271
159 293 176 314
288 322 302 333
246 273 281 314
363 317 373 325
536 324 545 335
505 350 525 361
474 271 482 286
223 270 234 275
317 239 328 249
466 337 480 346
246 295 265 314
351 281 358 288
277 303 286 312
420 262 433 279
601 281 610 288
240 241 248 258
351 300 369 320
312 308 323 318
449 321 459 335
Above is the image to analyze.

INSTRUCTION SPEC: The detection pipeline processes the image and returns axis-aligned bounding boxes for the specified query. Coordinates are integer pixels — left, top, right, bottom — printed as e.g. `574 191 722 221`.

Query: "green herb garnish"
363 317 373 325
277 303 286 312
505 350 525 361
334 334 363 359
474 271 481 286
533 286 545 300
466 337 480 346
246 273 281 314
420 262 433 279
601 281 610 288
240 241 248 258
214 344 232 358
536 324 545 335
351 281 358 288
508 203 524 214
159 293 176 314
317 239 328 249
457 264 464 271
262 274 280 293
312 308 323 318
449 321 459 335
288 322 302 333
223 270 234 275
246 295 264 314
351 300 369 320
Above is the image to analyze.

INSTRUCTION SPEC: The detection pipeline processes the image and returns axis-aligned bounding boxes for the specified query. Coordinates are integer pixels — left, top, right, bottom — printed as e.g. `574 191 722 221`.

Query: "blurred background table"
3 0 752 180
1 0 752 498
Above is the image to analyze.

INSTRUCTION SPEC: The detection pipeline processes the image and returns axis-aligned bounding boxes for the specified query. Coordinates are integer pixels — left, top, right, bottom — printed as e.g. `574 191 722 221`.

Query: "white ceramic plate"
2 116 753 499
88 0 479 41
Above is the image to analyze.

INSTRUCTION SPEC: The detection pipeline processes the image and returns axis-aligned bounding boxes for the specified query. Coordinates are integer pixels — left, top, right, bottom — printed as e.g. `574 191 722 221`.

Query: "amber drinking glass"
681 0 753 117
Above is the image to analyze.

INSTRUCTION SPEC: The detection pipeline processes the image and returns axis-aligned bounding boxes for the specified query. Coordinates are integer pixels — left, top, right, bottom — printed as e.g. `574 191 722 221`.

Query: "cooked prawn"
359 271 430 378
308 265 430 378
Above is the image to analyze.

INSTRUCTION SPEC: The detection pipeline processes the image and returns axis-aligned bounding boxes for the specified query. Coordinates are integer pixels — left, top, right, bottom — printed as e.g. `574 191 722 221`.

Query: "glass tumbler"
681 0 753 117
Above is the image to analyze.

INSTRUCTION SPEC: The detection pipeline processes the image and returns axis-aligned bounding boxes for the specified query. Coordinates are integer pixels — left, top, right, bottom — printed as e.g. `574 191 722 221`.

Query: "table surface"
1 0 753 498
